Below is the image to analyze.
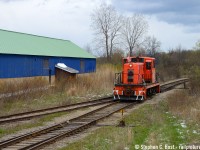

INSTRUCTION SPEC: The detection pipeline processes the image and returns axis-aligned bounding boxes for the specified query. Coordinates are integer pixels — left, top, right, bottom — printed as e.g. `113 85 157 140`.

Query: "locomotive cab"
122 62 144 85
113 56 160 101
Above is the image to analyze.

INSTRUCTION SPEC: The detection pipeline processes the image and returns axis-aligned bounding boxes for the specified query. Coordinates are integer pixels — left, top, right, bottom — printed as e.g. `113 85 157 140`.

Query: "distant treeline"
155 49 200 94
97 48 200 94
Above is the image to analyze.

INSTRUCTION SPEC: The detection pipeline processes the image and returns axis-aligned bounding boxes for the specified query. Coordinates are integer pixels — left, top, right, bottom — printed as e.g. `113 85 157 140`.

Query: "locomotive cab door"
145 60 152 83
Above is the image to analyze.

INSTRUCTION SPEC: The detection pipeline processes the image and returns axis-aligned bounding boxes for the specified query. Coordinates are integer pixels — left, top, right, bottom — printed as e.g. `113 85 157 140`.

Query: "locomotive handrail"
114 72 122 84
113 56 161 100
115 72 146 85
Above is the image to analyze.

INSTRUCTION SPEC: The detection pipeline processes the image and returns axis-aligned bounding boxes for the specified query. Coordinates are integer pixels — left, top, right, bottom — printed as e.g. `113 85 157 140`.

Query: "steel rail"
16 78 189 150
0 101 134 149
23 103 134 150
0 78 189 125
0 97 112 124
0 78 189 149
160 78 189 92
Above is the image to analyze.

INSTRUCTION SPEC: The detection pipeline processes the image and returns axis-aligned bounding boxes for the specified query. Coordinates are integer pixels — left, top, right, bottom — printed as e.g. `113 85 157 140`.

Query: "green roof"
0 29 95 59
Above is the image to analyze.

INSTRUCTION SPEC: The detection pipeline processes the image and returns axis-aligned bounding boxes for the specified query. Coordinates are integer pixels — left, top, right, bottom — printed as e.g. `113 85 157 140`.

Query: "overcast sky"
0 0 199 51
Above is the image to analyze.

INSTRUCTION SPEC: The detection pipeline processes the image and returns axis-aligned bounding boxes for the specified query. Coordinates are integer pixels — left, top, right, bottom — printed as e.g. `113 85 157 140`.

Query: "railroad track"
0 101 134 150
0 78 189 124
0 97 113 124
0 78 189 149
160 78 189 92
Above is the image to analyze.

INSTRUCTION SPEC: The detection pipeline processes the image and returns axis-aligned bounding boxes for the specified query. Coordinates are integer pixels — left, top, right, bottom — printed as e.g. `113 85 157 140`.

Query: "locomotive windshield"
123 58 144 64
131 58 144 63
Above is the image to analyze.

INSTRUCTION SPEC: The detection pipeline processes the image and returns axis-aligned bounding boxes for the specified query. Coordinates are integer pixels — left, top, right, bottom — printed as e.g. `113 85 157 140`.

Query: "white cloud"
0 0 104 47
112 0 200 50
147 16 199 50
0 0 198 51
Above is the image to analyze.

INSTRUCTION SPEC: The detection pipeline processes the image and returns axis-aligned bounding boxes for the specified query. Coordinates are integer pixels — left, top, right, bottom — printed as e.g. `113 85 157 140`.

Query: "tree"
111 48 124 64
84 44 93 54
120 14 148 56
91 3 122 61
193 39 200 50
143 36 161 57
83 44 98 56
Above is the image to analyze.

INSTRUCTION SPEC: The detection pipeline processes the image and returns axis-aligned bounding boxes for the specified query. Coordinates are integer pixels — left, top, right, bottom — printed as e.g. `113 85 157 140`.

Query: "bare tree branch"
91 3 122 61
120 14 148 56
143 36 161 57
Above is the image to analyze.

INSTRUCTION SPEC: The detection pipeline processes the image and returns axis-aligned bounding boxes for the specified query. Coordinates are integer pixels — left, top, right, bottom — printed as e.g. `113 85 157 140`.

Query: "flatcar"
113 56 160 100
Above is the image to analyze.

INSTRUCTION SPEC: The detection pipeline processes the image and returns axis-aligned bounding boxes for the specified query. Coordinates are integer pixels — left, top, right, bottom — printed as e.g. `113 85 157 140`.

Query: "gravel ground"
43 87 185 150
0 86 186 149
0 104 108 142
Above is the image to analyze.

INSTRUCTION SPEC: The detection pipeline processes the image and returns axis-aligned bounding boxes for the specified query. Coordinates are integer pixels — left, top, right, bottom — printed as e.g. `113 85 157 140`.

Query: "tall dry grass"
166 90 200 123
0 77 48 94
0 64 118 115
56 64 117 97
0 77 51 115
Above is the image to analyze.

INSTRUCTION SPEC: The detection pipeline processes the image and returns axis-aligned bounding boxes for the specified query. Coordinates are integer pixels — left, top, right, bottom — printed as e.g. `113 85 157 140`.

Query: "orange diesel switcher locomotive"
113 56 160 100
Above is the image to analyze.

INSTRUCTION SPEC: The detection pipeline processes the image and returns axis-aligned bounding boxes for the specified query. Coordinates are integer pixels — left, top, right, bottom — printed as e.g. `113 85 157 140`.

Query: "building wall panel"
0 54 96 78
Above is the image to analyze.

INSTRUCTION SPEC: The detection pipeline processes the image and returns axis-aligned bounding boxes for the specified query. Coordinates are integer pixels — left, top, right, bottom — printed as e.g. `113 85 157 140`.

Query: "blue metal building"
0 29 96 78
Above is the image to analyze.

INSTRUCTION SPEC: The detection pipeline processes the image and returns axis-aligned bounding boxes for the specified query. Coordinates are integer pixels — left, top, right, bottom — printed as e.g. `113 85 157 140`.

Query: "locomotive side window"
139 58 144 62
131 58 137 62
146 62 151 70
128 69 133 82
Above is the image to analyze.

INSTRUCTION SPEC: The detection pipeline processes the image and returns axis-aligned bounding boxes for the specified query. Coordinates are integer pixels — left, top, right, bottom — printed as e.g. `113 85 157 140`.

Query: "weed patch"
0 64 117 116
0 112 67 138
60 100 200 150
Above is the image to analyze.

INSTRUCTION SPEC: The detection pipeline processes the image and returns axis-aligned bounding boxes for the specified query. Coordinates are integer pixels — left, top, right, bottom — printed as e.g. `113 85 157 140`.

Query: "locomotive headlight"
129 64 132 67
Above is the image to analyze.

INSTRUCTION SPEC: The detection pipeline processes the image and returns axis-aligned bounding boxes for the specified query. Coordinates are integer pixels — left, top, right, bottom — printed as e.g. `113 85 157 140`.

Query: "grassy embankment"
0 64 117 115
58 53 200 149
60 90 200 150
0 64 118 138
1 55 200 148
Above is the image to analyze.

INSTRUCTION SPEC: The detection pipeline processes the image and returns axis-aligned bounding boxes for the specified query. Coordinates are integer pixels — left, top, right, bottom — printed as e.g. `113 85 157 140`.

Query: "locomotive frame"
113 56 160 101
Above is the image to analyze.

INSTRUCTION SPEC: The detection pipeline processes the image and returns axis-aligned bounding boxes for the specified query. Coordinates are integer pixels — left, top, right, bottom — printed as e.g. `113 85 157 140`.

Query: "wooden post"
49 69 52 85
184 82 186 89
